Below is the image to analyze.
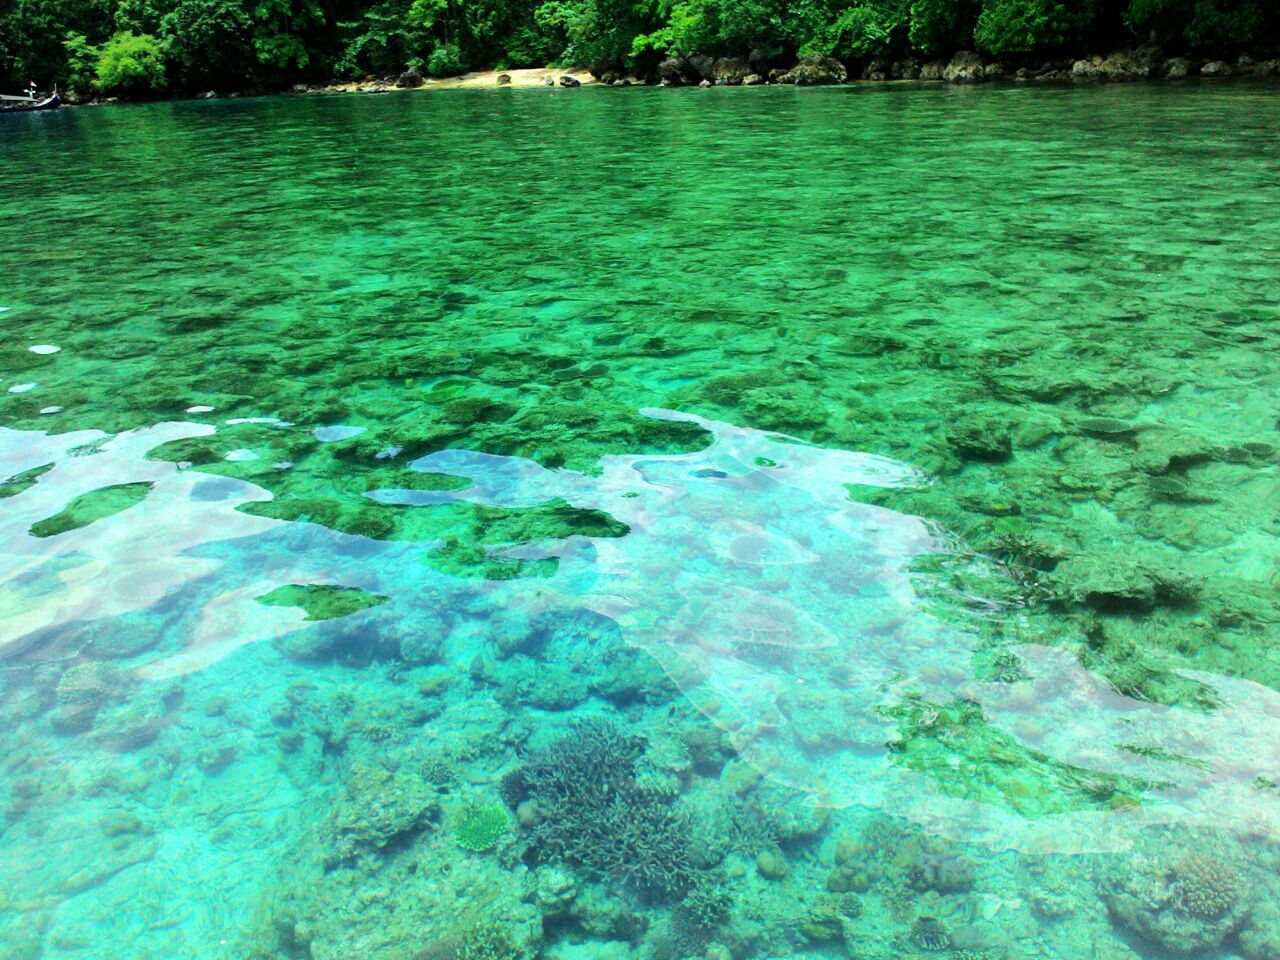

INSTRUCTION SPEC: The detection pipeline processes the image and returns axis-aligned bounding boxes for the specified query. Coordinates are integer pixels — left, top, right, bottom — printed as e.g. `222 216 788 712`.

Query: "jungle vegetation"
1 0 1276 94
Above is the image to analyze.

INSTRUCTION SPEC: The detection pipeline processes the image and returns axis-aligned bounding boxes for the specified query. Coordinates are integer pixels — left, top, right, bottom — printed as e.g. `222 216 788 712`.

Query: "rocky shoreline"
65 47 1280 105
304 46 1280 94
641 46 1280 86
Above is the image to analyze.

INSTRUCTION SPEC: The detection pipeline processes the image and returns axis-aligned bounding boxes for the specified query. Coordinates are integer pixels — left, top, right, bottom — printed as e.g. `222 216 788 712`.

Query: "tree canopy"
1 0 1275 94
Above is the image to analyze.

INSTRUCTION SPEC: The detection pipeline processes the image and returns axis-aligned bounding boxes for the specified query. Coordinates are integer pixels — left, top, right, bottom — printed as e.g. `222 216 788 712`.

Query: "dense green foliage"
0 0 1275 93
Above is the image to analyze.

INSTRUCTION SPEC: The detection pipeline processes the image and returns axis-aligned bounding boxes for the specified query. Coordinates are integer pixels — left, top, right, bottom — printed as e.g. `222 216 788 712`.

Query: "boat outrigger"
1 87 61 113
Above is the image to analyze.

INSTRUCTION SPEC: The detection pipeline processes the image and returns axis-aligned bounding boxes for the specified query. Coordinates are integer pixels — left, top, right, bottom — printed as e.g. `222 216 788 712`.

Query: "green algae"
28 481 153 538
0 462 53 499
884 697 1158 817
257 583 389 621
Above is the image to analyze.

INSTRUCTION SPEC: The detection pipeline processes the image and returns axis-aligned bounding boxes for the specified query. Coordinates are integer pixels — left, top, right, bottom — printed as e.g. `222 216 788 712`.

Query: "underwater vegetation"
2 85 1280 960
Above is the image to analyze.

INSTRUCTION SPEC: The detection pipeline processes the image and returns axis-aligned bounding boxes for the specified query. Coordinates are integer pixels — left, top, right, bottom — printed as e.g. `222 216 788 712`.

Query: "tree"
974 0 1095 54
160 0 253 86
1126 0 1273 50
94 30 166 91
908 0 979 54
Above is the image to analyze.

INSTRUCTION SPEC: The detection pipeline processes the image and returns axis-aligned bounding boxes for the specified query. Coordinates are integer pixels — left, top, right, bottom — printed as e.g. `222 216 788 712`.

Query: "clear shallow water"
1 84 1279 960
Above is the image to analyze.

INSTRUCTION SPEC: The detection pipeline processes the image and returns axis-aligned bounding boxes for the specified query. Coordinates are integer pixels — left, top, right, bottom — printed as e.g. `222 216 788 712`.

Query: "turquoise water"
2 83 1280 960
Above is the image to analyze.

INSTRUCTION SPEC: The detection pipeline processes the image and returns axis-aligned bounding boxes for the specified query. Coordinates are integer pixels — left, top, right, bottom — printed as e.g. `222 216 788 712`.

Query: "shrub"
427 41 465 75
62 31 99 93
94 31 166 93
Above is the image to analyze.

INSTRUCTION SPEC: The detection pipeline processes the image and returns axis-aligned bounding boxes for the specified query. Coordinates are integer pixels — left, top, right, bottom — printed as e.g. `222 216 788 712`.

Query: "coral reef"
1170 854 1239 918
326 761 440 863
453 803 510 853
507 718 695 896
53 661 130 733
1101 841 1252 954
910 915 952 951
905 842 976 894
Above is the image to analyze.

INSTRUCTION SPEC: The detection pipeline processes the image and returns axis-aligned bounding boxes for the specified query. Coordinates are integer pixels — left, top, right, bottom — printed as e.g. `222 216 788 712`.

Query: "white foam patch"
8 383 35 394
224 449 258 462
186 405 215 413
40 406 62 415
29 345 60 355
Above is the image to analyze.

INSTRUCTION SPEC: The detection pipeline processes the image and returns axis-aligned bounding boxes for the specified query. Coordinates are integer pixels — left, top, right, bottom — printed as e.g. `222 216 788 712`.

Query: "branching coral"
456 928 523 960
508 717 694 896
675 873 732 931
413 928 523 960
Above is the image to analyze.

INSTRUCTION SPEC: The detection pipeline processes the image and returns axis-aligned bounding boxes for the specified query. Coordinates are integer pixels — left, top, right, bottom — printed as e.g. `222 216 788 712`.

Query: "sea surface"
1 82 1279 960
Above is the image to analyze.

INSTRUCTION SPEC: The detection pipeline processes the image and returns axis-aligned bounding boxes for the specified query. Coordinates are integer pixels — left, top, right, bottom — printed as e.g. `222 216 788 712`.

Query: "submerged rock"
54 662 129 733
1078 416 1137 437
1102 846 1251 954
947 415 1013 463
327 762 440 863
1049 553 1198 613
755 849 789 879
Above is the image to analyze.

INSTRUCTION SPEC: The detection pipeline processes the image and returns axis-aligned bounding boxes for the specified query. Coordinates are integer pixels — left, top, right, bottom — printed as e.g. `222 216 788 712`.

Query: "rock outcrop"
396 65 423 88
1073 46 1163 80
781 56 847 85
712 56 751 85
658 56 701 86
944 50 985 83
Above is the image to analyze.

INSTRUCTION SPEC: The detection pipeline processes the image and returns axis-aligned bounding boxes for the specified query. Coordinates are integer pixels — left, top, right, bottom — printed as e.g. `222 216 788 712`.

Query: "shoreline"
66 51 1280 107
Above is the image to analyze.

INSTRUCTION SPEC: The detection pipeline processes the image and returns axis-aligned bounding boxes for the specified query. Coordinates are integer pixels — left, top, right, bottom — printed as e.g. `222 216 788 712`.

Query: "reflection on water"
2 411 1279 958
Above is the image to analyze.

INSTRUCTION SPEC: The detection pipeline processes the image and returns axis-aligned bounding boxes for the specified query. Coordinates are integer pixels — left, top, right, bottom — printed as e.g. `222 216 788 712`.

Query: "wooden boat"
1 91 61 113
